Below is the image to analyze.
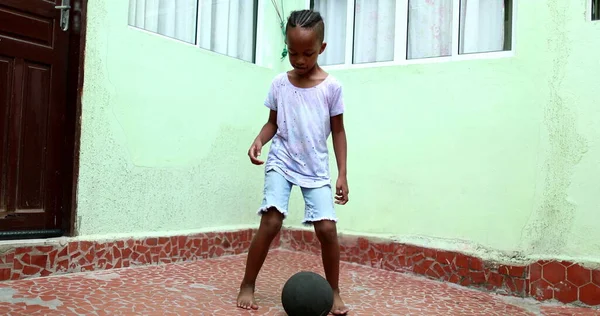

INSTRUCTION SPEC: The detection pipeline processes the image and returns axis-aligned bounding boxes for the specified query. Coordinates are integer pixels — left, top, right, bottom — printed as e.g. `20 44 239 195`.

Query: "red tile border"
1 227 599 309
527 260 600 306
0 229 280 282
280 230 528 296
280 229 600 307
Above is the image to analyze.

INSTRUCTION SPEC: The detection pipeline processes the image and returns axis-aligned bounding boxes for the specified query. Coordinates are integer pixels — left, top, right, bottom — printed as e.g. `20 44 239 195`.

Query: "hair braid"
286 10 325 43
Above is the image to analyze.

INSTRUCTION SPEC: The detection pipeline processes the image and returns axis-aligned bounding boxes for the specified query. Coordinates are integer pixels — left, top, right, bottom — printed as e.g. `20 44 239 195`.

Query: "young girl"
236 9 350 316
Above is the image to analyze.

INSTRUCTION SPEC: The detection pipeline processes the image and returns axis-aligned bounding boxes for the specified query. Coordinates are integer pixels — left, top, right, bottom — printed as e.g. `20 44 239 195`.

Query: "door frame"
63 0 87 237
0 0 86 239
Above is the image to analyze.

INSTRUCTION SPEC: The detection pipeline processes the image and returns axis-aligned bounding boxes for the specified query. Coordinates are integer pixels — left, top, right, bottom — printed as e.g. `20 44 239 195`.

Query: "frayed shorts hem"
301 217 338 226
257 205 288 218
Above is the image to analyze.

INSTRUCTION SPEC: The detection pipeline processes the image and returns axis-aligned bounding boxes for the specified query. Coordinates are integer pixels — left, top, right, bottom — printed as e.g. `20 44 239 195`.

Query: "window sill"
320 50 515 71
127 26 275 70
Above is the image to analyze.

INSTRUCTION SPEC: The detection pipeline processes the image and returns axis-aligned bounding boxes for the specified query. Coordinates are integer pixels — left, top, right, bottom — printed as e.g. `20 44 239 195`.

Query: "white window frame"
128 0 268 67
591 0 600 22
306 0 517 70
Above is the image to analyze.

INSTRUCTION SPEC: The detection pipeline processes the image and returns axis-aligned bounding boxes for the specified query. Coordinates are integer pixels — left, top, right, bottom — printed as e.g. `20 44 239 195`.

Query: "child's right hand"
248 139 264 165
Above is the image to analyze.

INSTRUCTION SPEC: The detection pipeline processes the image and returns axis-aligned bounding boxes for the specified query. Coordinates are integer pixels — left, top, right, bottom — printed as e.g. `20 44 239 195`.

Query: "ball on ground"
281 271 334 316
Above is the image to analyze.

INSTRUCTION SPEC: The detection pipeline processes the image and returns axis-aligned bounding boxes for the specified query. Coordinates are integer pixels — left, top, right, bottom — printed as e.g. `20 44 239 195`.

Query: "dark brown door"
0 0 71 233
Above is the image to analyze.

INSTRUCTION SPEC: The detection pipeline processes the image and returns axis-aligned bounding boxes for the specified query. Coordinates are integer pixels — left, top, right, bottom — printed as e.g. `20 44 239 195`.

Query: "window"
310 0 513 66
593 0 600 21
128 0 259 63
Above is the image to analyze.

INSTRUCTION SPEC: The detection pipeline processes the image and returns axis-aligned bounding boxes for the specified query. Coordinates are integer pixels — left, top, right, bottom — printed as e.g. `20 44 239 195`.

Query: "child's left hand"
335 175 349 205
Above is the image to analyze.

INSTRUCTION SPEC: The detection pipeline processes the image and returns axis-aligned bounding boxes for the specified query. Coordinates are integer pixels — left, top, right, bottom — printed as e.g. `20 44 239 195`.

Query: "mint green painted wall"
523 0 600 262
76 0 287 235
281 0 600 263
79 0 600 263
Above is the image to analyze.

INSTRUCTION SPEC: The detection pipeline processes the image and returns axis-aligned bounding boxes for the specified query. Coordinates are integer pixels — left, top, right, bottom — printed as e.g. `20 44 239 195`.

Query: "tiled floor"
0 249 598 315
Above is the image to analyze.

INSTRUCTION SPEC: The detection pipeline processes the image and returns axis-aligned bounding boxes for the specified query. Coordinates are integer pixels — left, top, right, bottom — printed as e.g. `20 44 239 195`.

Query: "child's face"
286 27 326 76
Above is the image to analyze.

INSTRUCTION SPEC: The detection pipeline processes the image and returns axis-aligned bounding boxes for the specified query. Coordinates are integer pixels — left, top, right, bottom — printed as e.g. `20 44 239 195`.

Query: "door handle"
55 0 71 31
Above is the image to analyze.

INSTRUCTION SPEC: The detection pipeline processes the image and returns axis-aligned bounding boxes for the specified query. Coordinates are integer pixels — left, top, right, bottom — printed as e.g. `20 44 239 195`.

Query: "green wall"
79 0 600 264
77 0 284 236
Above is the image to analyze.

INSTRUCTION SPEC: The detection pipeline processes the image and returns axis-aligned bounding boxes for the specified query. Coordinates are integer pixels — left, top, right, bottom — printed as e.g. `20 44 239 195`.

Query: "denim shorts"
257 170 337 225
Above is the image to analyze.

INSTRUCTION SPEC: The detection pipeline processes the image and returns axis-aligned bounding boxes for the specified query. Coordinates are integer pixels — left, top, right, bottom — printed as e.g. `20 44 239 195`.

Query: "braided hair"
286 10 325 43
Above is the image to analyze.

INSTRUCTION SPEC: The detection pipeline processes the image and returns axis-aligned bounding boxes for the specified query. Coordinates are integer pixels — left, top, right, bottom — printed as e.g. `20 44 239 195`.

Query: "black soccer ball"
281 271 334 316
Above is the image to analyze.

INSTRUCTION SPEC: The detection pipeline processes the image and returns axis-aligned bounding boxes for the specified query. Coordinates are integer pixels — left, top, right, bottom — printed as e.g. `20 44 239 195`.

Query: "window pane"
459 0 511 54
128 0 198 44
313 0 347 66
353 0 396 64
198 0 258 63
407 0 454 59
593 0 600 21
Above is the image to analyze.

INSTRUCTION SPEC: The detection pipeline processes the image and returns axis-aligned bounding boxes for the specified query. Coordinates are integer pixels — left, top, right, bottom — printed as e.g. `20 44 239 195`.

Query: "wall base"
0 228 598 308
279 229 600 308
0 229 279 281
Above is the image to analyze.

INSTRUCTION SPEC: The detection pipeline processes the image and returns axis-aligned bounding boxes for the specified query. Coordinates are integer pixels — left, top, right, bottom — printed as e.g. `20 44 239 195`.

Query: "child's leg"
313 220 342 291
237 209 284 310
301 185 349 315
237 170 292 310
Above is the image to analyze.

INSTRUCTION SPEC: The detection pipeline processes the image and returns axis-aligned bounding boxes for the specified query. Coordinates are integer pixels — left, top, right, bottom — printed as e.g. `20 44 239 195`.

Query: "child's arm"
331 114 348 204
248 110 277 165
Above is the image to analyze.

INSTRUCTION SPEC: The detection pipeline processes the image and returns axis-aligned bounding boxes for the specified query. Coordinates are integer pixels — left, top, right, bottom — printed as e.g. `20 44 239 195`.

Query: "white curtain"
128 0 256 62
407 0 505 59
314 0 347 66
198 0 256 62
459 0 505 54
353 0 396 64
128 0 198 44
314 0 395 65
407 0 453 59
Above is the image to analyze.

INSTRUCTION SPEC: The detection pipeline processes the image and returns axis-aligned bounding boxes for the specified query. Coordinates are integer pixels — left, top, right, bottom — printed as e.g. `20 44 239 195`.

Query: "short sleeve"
264 78 278 111
329 83 345 117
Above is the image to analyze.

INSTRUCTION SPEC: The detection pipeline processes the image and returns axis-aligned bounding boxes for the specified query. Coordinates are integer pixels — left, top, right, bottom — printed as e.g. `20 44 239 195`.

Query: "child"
236 9 350 316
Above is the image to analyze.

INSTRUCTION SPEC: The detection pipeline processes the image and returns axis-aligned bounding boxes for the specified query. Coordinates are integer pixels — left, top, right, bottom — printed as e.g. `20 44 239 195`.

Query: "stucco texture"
77 0 283 235
78 0 600 264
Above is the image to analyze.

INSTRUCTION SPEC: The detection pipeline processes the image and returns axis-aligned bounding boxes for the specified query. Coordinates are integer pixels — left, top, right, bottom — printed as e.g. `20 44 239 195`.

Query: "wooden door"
0 0 71 234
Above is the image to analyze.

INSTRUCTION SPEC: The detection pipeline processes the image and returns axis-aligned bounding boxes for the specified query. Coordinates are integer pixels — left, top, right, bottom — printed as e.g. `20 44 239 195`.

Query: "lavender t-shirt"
264 72 345 188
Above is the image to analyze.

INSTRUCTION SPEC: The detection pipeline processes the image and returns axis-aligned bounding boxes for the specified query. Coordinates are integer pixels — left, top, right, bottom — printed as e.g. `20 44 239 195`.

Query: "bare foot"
331 290 349 315
237 284 258 310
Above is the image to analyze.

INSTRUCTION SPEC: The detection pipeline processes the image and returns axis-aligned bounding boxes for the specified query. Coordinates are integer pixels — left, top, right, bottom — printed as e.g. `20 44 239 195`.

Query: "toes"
237 300 258 310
